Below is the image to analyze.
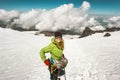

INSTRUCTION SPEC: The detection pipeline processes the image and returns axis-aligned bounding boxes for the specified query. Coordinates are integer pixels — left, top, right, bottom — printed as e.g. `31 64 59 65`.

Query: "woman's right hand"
44 59 51 66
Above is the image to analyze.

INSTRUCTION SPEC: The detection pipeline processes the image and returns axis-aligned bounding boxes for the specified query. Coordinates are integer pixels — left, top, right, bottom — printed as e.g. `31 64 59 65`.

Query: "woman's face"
55 37 62 43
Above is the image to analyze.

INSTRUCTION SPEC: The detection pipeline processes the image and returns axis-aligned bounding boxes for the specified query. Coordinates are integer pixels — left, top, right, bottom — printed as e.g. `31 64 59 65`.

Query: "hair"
54 32 62 38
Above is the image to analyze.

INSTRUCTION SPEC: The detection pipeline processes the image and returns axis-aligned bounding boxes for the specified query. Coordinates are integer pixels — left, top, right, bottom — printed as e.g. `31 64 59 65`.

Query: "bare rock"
105 27 120 32
104 33 111 37
80 27 95 38
39 31 55 36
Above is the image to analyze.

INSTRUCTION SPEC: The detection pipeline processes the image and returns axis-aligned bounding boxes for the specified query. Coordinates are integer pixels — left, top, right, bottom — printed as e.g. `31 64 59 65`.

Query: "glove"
44 59 51 66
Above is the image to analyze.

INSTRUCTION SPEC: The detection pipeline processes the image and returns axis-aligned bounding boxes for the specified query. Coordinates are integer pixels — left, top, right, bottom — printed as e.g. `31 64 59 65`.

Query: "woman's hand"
44 59 51 66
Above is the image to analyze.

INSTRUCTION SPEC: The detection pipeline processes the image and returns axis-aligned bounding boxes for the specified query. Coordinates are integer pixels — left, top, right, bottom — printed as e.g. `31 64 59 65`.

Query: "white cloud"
12 1 92 32
0 1 107 33
86 17 105 30
14 9 44 29
109 16 120 22
36 1 91 32
88 17 99 26
108 16 120 27
0 9 20 23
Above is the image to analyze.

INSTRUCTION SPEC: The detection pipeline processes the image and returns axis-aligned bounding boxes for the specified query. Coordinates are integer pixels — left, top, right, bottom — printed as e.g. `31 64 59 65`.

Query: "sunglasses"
55 36 62 39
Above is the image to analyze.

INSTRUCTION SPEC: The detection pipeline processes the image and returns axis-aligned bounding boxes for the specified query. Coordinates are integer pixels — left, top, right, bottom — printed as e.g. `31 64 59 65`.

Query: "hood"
51 37 55 44
51 37 64 50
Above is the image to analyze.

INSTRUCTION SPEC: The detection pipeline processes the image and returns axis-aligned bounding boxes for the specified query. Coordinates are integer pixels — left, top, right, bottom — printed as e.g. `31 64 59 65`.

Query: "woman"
40 32 68 80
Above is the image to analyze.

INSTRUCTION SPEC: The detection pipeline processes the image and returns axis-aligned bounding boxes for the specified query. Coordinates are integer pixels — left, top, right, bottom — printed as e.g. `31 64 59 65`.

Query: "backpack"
55 56 68 69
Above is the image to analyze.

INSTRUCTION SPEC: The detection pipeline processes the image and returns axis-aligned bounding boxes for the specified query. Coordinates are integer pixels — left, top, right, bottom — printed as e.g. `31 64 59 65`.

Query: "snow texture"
0 27 120 80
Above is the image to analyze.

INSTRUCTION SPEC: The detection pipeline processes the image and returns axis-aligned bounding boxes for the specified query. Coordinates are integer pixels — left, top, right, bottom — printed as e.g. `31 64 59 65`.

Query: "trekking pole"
64 68 67 80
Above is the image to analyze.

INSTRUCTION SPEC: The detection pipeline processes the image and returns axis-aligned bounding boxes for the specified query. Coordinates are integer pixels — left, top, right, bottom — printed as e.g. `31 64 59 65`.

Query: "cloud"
109 16 120 22
0 1 108 33
14 9 44 29
12 1 92 32
36 1 92 32
0 9 20 23
108 16 120 27
87 17 105 30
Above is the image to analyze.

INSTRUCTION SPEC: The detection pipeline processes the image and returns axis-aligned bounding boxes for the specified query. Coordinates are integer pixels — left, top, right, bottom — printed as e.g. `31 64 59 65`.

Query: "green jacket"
40 38 63 62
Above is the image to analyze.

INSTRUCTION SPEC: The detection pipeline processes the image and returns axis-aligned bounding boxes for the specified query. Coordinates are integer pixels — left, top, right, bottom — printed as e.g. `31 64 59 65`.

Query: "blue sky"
0 0 120 15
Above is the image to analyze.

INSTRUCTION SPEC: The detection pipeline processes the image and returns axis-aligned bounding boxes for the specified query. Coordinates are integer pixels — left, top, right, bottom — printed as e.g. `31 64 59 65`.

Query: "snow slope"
0 27 120 80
